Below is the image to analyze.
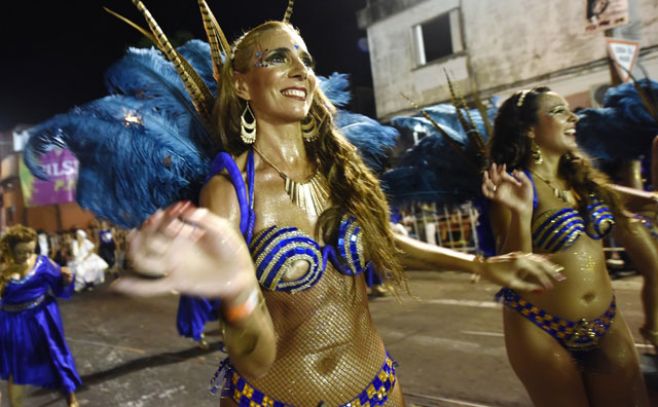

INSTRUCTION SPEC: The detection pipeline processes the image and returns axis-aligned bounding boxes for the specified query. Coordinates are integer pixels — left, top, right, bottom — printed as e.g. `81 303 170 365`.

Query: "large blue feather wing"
318 72 351 107
318 73 398 173
381 103 495 206
577 79 658 162
335 111 398 173
25 95 209 228
104 45 216 156
25 42 391 227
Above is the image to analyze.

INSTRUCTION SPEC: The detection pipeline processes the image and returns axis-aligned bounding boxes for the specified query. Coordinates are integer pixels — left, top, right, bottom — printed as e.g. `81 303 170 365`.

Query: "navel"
582 292 596 304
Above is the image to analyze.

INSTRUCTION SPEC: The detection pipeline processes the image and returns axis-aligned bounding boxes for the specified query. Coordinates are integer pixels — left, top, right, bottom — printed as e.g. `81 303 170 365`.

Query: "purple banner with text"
19 148 78 207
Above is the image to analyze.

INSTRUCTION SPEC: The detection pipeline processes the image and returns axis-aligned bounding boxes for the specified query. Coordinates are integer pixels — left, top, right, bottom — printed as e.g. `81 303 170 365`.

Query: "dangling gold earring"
301 114 319 142
530 140 543 165
240 103 256 144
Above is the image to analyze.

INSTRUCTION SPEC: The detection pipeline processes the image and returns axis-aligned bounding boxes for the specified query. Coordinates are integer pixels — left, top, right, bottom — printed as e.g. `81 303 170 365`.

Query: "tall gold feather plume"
118 0 214 119
197 0 232 82
445 71 486 157
283 0 295 23
469 79 494 140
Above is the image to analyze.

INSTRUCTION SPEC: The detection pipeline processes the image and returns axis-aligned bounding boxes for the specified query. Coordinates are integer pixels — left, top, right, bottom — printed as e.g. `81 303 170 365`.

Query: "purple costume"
0 255 81 392
176 296 220 341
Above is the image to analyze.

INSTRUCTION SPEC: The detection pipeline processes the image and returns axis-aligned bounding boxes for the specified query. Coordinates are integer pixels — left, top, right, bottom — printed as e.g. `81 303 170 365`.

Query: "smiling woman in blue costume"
0 225 81 407
23 0 561 405
107 2 566 406
484 88 649 406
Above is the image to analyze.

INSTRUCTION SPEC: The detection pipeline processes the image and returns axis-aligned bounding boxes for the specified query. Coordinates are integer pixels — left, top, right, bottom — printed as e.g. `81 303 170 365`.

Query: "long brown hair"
489 88 625 219
212 21 405 288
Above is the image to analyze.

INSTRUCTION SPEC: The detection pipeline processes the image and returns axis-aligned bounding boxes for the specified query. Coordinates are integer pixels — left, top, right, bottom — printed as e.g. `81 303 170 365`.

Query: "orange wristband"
224 288 260 324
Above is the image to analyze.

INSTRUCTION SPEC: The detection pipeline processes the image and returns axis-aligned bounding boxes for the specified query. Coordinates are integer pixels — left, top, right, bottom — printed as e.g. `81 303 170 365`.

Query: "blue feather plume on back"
577 79 658 162
318 72 351 107
26 96 209 228
335 111 398 173
26 42 215 228
318 72 398 173
25 37 396 227
381 103 496 206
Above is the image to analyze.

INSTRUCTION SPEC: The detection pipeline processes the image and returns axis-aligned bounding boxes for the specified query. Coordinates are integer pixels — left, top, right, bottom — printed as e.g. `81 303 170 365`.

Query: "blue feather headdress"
25 18 397 229
381 99 497 207
576 79 658 163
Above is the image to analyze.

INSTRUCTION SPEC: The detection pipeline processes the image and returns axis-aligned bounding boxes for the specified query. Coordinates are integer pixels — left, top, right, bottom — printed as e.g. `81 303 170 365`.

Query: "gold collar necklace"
530 170 575 204
252 146 329 218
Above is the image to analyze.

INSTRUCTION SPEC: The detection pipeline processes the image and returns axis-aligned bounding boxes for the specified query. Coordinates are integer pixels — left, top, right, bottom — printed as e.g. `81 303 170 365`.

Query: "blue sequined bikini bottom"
497 288 616 352
212 352 397 407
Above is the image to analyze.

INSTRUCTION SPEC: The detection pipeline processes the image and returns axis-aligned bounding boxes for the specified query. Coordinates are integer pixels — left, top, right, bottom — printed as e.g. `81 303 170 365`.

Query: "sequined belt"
211 352 397 407
1 295 47 312
497 288 616 351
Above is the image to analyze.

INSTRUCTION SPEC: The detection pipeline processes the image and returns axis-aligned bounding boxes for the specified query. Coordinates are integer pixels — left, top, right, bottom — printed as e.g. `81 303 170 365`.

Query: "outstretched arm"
394 163 564 292
113 196 276 379
394 233 563 292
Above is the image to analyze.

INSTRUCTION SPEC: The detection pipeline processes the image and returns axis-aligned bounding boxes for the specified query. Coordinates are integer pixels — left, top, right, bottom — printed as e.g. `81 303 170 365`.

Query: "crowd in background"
32 220 129 290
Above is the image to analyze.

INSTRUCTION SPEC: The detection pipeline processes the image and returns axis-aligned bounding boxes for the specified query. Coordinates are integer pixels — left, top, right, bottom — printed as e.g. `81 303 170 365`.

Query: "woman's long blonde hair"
213 21 405 288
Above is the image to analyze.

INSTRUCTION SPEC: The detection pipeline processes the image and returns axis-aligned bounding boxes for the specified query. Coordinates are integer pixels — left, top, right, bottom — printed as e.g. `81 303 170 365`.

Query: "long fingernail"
167 202 184 216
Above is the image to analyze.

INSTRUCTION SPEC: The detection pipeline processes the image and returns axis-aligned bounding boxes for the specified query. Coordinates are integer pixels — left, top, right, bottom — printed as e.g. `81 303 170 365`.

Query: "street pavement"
3 271 657 406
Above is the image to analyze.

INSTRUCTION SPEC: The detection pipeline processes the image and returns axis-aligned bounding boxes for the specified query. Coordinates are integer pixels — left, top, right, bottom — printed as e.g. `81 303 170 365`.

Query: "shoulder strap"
206 150 256 241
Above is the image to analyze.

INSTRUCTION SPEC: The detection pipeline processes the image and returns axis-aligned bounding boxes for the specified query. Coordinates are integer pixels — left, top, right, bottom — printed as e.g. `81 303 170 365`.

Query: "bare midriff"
222 266 404 406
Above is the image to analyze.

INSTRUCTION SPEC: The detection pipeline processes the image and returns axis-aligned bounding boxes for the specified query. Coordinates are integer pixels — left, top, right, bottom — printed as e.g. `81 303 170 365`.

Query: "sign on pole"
606 38 640 83
585 0 629 33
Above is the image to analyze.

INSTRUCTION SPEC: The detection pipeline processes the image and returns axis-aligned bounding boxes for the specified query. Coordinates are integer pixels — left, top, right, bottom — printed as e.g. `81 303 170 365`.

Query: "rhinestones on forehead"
254 49 270 68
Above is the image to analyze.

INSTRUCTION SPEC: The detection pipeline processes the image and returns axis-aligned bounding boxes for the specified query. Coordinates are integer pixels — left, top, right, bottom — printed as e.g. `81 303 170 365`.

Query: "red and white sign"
606 38 640 83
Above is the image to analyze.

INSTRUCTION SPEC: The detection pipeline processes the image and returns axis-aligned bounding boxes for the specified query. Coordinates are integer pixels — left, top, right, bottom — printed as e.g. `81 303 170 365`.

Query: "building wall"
0 153 95 233
366 0 468 120
464 0 658 101
363 0 658 119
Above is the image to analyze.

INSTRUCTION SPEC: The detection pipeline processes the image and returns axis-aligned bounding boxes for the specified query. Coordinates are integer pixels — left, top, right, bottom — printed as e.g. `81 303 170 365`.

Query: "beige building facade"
358 0 658 120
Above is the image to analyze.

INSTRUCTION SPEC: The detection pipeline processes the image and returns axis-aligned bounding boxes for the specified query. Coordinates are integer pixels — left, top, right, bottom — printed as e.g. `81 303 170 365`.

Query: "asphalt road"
3 270 656 406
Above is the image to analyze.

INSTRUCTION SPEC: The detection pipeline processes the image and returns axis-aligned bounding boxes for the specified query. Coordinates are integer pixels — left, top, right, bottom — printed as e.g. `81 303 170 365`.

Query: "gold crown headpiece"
105 0 296 124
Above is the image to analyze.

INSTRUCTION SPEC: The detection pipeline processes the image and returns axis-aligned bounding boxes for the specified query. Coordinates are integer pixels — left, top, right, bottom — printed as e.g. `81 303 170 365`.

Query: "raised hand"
480 252 565 292
482 163 533 215
112 202 258 299
60 266 73 284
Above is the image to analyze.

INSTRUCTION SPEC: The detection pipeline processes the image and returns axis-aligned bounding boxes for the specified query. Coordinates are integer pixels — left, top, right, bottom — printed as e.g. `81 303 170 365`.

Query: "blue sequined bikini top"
207 150 369 293
526 172 615 253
